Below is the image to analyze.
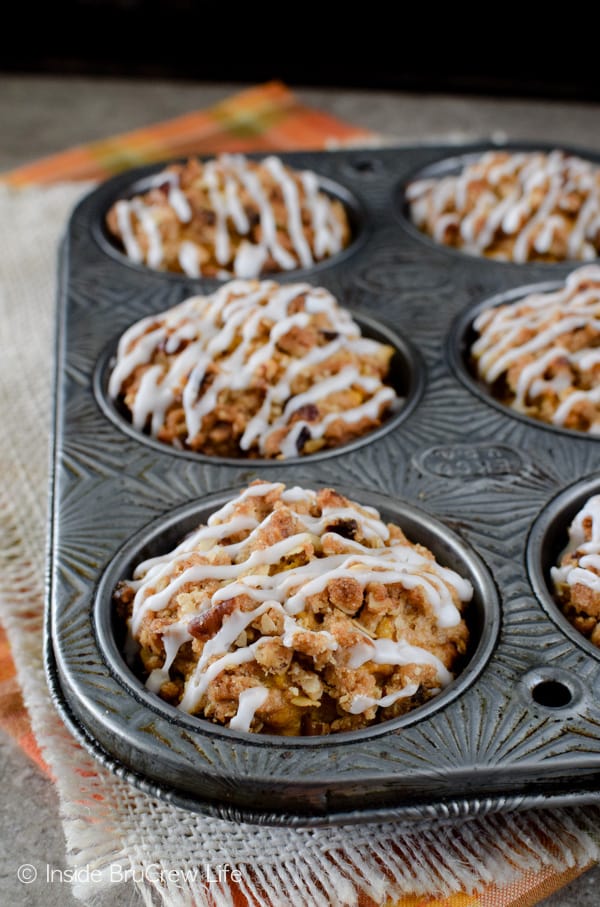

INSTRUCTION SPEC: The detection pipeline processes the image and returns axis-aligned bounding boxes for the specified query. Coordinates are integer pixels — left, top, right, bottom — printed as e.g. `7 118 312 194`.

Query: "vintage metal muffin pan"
47 143 600 826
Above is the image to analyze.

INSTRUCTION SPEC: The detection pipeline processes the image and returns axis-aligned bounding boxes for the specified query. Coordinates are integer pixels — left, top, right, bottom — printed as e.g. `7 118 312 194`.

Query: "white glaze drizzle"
146 169 192 223
127 483 473 717
178 241 200 277
115 200 143 263
204 159 230 265
229 686 270 731
179 639 265 712
263 155 313 269
130 199 163 269
146 621 193 693
472 266 600 432
408 150 600 261
551 496 600 593
346 637 452 684
109 281 397 457
349 683 420 715
233 240 268 279
300 170 342 257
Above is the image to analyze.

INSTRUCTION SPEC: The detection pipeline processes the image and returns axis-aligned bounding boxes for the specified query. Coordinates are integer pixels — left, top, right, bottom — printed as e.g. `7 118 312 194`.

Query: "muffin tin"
47 143 600 826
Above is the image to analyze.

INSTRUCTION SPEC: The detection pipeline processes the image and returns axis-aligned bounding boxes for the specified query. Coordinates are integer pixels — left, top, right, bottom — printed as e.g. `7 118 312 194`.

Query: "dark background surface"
4 2 599 102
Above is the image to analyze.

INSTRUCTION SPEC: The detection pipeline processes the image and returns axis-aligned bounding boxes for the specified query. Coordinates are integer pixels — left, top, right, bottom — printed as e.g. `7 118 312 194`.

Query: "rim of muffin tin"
92 310 425 465
395 141 600 268
90 158 369 283
52 142 600 823
527 473 600 662
447 277 600 441
47 637 600 826
90 485 501 752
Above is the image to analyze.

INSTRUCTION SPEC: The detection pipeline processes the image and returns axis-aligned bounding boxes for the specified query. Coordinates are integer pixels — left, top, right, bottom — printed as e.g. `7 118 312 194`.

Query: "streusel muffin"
105 154 351 277
471 266 600 434
552 495 600 648
108 279 398 458
115 481 472 735
407 150 600 263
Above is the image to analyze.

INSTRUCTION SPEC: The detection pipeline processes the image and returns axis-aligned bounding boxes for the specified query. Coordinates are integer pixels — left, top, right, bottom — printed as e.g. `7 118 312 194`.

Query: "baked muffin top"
105 154 351 278
552 494 600 648
115 481 472 735
407 150 600 263
108 279 398 458
471 265 600 434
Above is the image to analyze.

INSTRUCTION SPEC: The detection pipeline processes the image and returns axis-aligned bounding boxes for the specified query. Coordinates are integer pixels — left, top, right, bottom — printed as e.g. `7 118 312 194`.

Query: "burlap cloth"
1 157 600 906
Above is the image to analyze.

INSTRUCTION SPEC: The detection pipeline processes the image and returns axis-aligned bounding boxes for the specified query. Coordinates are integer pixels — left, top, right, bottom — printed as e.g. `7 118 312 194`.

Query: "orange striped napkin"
0 80 591 906
3 81 372 187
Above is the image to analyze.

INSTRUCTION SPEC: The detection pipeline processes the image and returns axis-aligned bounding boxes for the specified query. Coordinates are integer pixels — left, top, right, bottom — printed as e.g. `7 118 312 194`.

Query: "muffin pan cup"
94 164 368 281
397 141 600 268
447 279 600 441
48 144 600 826
93 310 425 465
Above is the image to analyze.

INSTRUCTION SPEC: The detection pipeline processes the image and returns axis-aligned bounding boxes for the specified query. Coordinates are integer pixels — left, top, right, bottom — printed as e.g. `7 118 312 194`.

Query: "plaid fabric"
0 625 48 774
0 80 590 906
2 81 373 187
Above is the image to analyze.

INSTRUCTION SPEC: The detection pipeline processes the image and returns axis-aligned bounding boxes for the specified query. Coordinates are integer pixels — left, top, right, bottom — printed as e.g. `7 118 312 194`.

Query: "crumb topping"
116 481 473 736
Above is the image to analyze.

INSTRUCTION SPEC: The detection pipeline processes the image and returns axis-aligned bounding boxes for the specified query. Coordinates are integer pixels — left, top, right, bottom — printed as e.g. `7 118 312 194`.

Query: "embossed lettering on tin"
357 252 449 292
415 444 524 479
